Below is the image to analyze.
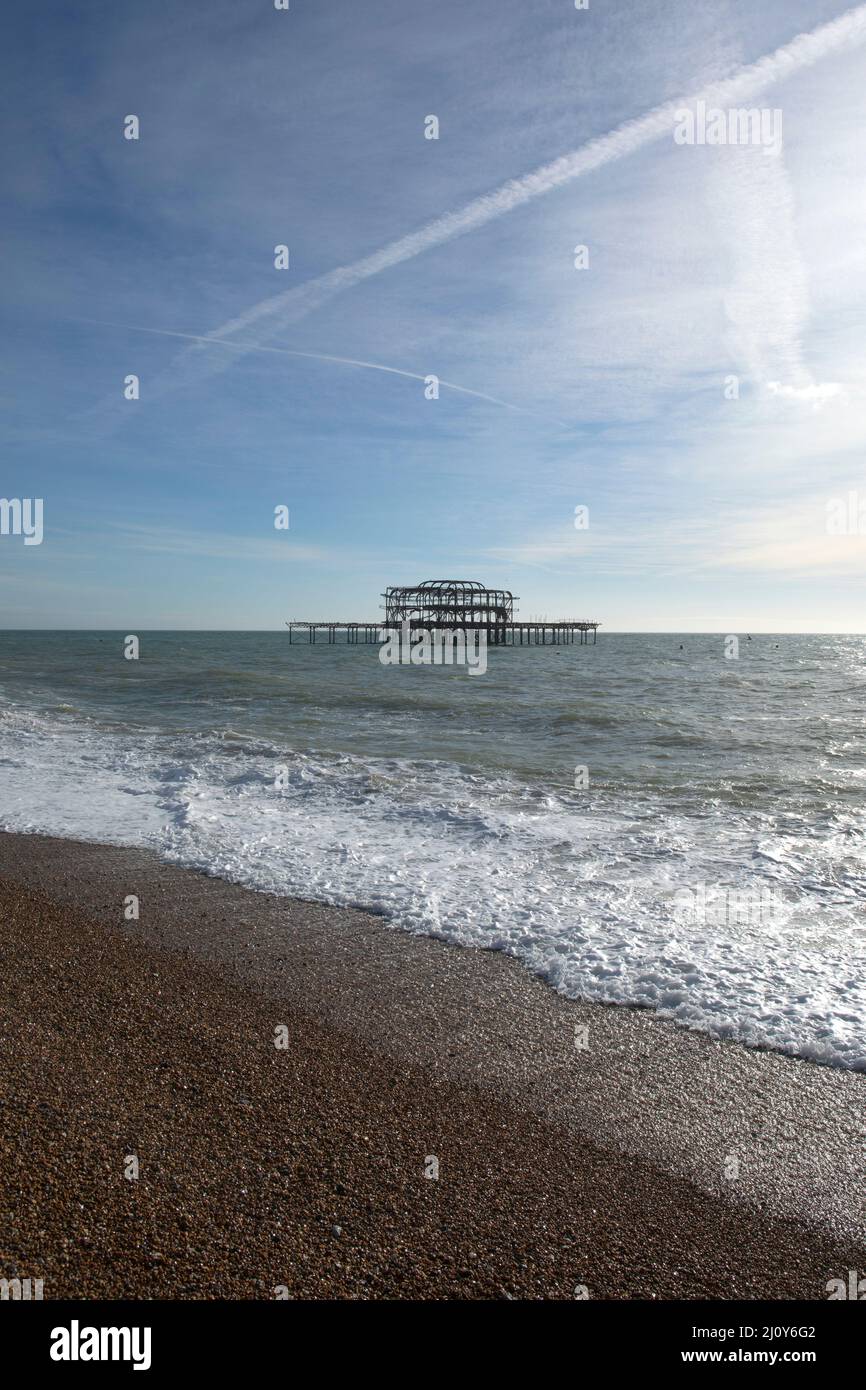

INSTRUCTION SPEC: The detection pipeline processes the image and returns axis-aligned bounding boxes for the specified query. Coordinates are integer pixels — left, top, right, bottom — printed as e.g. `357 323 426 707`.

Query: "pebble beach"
1 830 863 1300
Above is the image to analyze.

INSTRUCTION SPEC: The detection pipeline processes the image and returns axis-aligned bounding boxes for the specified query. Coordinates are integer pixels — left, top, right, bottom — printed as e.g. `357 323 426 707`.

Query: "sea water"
0 631 863 1068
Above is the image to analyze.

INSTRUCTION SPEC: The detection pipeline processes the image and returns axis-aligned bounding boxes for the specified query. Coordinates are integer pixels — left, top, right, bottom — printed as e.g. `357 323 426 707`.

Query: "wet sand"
0 830 863 1299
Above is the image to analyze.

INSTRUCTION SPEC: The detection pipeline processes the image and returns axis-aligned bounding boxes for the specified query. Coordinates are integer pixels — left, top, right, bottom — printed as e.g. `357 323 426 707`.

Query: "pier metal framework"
383 579 515 644
286 578 599 645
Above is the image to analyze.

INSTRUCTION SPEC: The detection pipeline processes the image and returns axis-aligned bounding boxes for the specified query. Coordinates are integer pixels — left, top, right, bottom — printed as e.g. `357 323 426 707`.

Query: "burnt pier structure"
286 579 599 645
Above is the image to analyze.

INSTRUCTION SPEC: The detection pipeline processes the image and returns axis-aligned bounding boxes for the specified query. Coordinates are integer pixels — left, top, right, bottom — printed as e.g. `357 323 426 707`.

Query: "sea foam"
1 701 864 1070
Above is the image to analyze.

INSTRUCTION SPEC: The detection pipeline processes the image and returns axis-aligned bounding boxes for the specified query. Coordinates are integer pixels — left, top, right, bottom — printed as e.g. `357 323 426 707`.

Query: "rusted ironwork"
286 580 599 644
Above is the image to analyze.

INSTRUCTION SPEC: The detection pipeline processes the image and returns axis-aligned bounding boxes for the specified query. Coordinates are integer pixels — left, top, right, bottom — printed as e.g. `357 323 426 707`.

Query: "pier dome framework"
383 579 516 643
286 578 598 644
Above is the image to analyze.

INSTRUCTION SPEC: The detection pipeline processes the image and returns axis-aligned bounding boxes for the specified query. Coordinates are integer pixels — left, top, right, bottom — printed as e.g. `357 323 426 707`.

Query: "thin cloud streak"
79 320 564 423
110 523 333 565
488 492 866 580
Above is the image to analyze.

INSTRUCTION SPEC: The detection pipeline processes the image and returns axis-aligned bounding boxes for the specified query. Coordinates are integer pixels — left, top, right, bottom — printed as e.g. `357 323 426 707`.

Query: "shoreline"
1 828 864 1299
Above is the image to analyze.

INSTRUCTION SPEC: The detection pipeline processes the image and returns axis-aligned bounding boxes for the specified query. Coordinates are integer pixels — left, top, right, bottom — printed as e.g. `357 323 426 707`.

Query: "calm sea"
0 631 864 1067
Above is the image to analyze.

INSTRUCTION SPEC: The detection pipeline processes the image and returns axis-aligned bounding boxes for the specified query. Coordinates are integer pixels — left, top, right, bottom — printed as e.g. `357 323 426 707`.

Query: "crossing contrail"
82 0 866 430
78 319 565 423
176 2 866 370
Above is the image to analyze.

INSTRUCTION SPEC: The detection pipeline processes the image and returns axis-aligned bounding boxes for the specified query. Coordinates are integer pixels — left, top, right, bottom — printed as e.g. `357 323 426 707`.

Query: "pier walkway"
285 621 599 645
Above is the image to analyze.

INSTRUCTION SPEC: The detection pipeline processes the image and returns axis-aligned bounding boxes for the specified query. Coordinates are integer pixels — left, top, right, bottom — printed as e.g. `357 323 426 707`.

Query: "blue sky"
2 0 866 630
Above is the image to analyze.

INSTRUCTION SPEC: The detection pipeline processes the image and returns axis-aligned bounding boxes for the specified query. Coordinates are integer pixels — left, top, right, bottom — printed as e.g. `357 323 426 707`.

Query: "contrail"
178 2 866 370
78 319 565 423
85 0 866 430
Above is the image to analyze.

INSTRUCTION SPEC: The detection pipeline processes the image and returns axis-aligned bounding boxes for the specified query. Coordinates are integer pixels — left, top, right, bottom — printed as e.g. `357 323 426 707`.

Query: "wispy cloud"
79 320 564 423
711 495 866 575
112 524 333 565
156 2 866 394
704 133 844 400
485 489 866 581
5 0 866 631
